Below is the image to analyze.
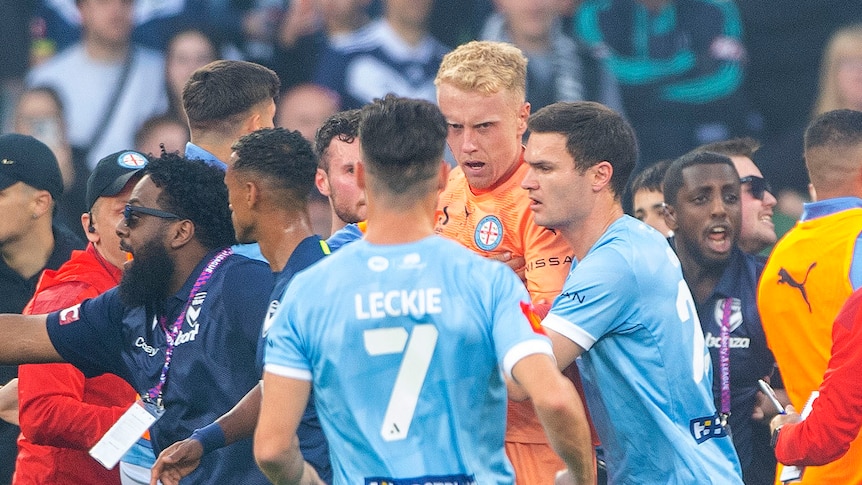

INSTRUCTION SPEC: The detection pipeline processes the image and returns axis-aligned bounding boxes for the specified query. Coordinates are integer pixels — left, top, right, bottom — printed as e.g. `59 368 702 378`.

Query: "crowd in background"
0 0 861 238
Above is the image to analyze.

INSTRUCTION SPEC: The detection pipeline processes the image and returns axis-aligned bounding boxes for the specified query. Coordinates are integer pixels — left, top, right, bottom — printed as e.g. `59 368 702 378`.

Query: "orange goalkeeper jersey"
435 157 574 304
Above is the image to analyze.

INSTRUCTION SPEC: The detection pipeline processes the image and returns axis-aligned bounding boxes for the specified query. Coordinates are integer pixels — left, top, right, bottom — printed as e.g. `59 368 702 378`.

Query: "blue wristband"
189 423 226 455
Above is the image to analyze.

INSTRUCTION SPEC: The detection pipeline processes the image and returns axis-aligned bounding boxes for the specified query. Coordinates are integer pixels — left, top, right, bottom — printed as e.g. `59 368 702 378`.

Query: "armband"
189 422 226 455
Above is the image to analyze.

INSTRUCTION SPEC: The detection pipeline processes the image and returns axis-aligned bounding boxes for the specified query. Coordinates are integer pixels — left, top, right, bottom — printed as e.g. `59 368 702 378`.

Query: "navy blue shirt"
259 235 332 483
46 250 274 485
695 248 776 484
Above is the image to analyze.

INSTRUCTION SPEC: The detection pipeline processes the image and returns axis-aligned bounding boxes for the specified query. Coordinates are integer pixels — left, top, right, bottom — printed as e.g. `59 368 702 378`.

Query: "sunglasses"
123 204 181 227
739 175 772 201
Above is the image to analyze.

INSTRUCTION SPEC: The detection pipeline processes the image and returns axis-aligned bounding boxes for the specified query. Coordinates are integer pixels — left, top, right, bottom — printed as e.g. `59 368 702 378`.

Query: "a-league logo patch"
474 215 503 251
690 413 728 444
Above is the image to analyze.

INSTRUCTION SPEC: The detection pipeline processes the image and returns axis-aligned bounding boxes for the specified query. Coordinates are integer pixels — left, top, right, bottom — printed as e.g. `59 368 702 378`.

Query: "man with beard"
0 154 273 484
661 151 780 485
150 128 332 484
315 109 367 250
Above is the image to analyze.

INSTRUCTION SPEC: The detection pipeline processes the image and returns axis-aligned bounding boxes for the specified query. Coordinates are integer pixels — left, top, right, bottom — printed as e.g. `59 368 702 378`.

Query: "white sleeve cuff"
542 313 597 351
263 364 312 381
502 339 554 380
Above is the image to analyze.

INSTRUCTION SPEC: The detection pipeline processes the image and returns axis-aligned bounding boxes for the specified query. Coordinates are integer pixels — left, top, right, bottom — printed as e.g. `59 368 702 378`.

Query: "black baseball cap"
0 133 63 199
86 150 149 210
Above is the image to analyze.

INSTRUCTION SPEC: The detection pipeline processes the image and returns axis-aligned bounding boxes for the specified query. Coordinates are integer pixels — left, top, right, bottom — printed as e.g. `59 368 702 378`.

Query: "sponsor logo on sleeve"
58 304 81 325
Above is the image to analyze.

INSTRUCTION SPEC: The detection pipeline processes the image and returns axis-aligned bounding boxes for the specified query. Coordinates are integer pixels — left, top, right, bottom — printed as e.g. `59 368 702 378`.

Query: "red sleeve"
18 282 134 450
775 289 862 465
17 364 131 449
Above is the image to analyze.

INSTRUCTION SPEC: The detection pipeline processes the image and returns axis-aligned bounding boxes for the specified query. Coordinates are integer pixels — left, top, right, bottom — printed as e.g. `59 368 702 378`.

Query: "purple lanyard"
145 248 233 406
719 297 733 421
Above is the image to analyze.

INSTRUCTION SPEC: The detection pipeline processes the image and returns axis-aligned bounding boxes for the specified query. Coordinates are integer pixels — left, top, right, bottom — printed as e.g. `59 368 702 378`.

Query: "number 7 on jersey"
363 324 439 441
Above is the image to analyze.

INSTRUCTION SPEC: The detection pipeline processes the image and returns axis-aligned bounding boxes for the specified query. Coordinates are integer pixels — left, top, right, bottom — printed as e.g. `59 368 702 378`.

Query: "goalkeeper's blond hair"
435 41 527 107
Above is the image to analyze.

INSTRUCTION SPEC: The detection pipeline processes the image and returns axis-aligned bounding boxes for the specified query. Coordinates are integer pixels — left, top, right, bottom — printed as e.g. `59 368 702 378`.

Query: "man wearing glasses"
697 137 778 256
0 154 274 485
661 151 781 485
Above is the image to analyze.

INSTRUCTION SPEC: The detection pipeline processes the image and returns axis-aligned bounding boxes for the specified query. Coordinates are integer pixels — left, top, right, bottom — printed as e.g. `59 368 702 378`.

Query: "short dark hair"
315 109 360 172
804 109 862 151
527 102 638 199
231 128 317 211
144 153 236 250
629 159 671 195
182 60 280 134
696 137 761 159
663 151 737 206
358 95 447 195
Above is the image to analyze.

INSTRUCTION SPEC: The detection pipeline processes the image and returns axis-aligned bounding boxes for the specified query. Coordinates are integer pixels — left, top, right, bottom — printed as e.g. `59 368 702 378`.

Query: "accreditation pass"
90 398 164 469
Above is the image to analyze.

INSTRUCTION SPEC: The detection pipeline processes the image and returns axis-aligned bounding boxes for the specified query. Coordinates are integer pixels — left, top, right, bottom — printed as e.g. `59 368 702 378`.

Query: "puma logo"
777 262 816 312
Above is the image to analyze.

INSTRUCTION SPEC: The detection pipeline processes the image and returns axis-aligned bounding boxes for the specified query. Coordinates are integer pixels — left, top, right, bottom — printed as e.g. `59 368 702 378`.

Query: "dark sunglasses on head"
123 204 181 227
740 175 772 201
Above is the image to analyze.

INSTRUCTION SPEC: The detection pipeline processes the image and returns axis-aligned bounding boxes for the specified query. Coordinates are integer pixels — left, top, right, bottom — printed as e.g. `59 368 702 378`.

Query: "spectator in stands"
314 0 449 109
480 0 624 113
576 0 748 169
276 84 341 142
134 115 190 157
27 0 167 170
11 86 88 239
164 28 220 122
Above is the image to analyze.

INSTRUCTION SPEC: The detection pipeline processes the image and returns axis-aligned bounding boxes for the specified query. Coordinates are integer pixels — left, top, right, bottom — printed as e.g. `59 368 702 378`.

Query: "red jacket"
776 287 862 471
14 245 136 485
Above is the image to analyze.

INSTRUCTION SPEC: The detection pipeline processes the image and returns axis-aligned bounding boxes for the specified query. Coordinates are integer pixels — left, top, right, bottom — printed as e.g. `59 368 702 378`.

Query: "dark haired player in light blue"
521 101 743 484
255 95 596 485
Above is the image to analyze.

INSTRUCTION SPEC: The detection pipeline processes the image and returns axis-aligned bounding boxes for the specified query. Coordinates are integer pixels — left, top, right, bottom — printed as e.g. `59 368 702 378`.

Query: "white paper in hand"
780 391 820 483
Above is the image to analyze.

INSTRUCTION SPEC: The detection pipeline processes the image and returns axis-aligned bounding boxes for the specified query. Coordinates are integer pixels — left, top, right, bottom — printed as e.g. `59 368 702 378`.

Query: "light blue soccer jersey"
265 236 553 485
542 216 743 484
